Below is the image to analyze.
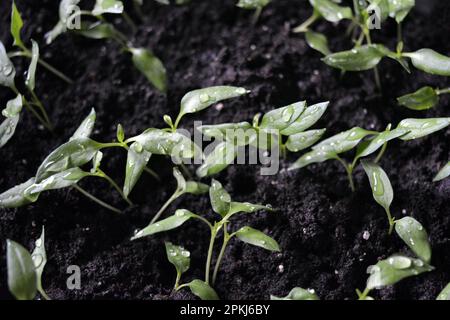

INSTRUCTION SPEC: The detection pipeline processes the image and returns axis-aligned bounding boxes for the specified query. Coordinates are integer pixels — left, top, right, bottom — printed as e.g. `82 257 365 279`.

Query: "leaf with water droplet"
10 1 24 48
309 0 352 22
78 21 118 40
285 129 326 152
404 49 450 76
259 101 306 130
305 31 331 56
184 279 219 300
92 0 124 15
165 242 190 277
437 283 450 300
25 40 39 92
355 127 408 160
0 41 16 89
289 148 337 170
199 122 255 146
271 287 319 300
397 118 450 140
209 179 231 217
130 48 167 92
366 254 433 290
228 201 273 215
323 45 387 71
397 87 439 111
235 226 280 252
361 161 393 214
185 181 209 195
395 217 431 263
280 102 329 136
0 178 35 208
7 239 37 300
313 127 376 154
71 108 96 140
387 0 415 23
433 162 450 182
131 209 195 240
123 142 151 197
31 226 49 299
196 141 237 178
0 94 23 148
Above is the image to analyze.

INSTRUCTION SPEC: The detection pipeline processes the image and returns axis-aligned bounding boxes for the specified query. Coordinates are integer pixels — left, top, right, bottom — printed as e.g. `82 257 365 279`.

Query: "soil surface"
0 0 449 300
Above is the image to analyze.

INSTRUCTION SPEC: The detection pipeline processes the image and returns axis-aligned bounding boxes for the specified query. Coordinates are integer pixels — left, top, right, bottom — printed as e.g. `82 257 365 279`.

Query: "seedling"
7 226 50 300
270 287 319 300
197 100 328 177
237 0 271 24
289 118 450 192
398 86 450 110
131 179 279 300
433 162 450 182
357 216 434 300
295 0 450 89
46 0 169 91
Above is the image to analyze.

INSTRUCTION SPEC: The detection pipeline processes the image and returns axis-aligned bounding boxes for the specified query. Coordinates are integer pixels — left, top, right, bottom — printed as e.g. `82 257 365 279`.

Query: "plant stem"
252 7 263 25
144 167 161 181
336 156 356 192
386 208 395 235
174 272 181 291
73 184 121 214
374 142 388 163
364 30 382 91
437 88 450 95
205 225 218 285
212 222 230 286
36 57 74 84
397 23 403 44
97 170 133 206
293 12 319 33
29 90 52 129
122 12 137 32
150 190 181 225
357 287 371 300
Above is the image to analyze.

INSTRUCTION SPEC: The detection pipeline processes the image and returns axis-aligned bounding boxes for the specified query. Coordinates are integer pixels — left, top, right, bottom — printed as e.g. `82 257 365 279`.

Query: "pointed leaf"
0 178 35 208
173 167 186 191
11 2 24 48
323 45 386 71
313 127 376 154
388 0 415 23
209 179 231 217
165 242 190 275
305 31 331 56
0 41 16 89
228 202 272 215
235 226 280 252
185 181 209 195
78 22 117 40
237 0 270 9
92 0 124 15
71 108 96 140
361 161 393 213
1 94 23 148
123 142 151 197
281 102 329 135
130 48 167 92
405 49 450 76
395 217 431 263
289 148 336 170
31 226 48 296
271 287 319 300
25 40 39 91
397 87 439 111
7 240 37 300
260 101 306 130
433 162 450 182
286 129 326 152
185 279 219 300
355 128 408 159
196 141 237 178
397 118 450 140
309 0 353 22
437 283 450 300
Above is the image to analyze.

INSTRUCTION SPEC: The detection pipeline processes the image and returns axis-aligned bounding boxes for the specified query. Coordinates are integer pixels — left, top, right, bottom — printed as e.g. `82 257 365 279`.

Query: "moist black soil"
0 0 449 300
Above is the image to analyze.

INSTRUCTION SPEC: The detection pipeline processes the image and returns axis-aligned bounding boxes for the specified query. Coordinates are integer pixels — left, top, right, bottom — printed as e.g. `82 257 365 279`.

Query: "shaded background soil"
0 0 449 300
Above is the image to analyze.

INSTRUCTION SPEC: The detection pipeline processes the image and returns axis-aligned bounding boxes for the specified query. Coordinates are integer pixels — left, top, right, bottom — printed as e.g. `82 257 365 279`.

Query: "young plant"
237 0 271 24
357 216 434 300
131 179 278 300
433 162 450 182
289 118 450 192
46 0 168 91
7 226 50 300
294 0 450 89
270 287 319 300
197 101 328 177
397 86 450 111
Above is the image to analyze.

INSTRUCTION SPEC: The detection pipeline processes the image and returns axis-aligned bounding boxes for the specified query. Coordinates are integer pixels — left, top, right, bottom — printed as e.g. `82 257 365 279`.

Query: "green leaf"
0 178 35 208
355 128 408 159
123 142 151 197
271 287 319 300
7 240 37 300
71 108 96 140
196 141 237 178
131 209 195 240
25 40 39 92
366 254 433 290
173 167 186 191
1 94 23 148
228 201 272 215
11 1 24 48
165 242 190 275
305 31 331 56
388 0 415 23
35 138 103 183
361 161 393 213
45 21 66 45
433 162 450 182
78 22 118 40
199 122 255 146
117 124 125 142
185 279 219 300
130 48 167 92
31 226 48 297
405 49 450 76
286 129 326 152
437 283 450 300
237 0 270 9
209 179 231 217
235 226 280 252
395 217 431 263
367 0 390 22
309 0 352 22
185 181 209 195
323 45 387 71
397 87 439 110
397 118 450 140
179 86 249 119
313 127 376 154
91 151 103 173
289 148 336 170
92 0 124 16
260 101 306 130
281 102 329 136
0 41 16 89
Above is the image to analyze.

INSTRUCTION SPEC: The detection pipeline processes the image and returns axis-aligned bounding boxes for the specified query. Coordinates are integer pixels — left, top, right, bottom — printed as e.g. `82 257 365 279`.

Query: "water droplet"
32 254 43 267
3 64 13 76
362 230 370 240
35 239 42 247
389 256 412 269
199 93 210 103
277 264 284 273
181 250 190 257
372 171 385 196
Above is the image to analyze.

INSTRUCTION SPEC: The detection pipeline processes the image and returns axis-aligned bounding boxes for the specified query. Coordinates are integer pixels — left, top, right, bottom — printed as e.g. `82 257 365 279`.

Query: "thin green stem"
174 272 181 291
397 23 403 44
178 163 192 180
97 170 133 206
173 114 183 131
357 287 371 300
150 190 182 225
336 156 356 192
293 12 319 33
122 12 137 32
364 30 382 91
386 208 395 235
212 222 230 286
205 225 218 285
252 7 263 25
144 167 161 181
374 142 388 163
436 88 450 95
29 90 52 129
73 184 121 214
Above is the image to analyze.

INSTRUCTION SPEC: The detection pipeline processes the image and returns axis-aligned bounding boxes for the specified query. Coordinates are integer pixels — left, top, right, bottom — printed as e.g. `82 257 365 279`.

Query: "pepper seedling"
357 216 434 300
197 100 328 178
295 0 450 89
270 287 319 300
46 0 168 91
397 86 450 111
132 179 278 300
289 118 450 192
7 226 50 300
237 0 271 24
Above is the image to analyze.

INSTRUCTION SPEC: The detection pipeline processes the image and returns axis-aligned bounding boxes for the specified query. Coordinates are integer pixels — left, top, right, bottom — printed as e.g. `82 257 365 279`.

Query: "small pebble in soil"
215 103 224 111
334 270 339 275
363 231 370 240
402 209 407 214
250 44 256 50
277 264 284 273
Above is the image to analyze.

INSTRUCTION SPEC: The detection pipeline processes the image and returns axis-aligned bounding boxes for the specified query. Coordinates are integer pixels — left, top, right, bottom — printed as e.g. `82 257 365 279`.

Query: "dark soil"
0 0 449 300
